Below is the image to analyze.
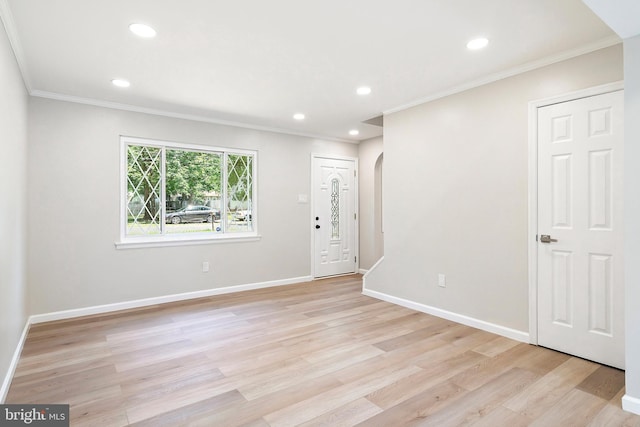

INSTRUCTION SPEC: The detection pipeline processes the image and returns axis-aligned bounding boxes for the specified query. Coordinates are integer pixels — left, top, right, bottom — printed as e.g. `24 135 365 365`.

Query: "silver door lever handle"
540 235 558 243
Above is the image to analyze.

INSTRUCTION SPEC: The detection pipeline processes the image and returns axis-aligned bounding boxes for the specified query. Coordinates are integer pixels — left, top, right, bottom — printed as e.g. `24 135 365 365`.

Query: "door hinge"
354 170 356 177
354 256 357 263
536 234 538 242
354 213 357 220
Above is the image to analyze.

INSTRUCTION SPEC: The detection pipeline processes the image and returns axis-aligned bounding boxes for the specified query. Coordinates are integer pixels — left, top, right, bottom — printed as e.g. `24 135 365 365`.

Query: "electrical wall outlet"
202 261 210 273
438 273 446 288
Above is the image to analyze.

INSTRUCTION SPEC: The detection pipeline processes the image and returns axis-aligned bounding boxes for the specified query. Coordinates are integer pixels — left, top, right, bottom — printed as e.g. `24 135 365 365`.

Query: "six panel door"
537 90 624 368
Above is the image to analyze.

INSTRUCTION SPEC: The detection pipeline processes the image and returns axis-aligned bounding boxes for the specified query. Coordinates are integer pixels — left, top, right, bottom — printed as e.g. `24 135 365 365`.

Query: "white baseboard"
30 275 313 324
358 268 368 275
1 321 30 403
362 288 529 343
623 394 640 415
362 256 384 286
3 275 312 401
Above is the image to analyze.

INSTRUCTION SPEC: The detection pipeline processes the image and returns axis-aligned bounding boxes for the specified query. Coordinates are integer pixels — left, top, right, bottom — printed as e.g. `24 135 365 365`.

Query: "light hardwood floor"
7 275 640 426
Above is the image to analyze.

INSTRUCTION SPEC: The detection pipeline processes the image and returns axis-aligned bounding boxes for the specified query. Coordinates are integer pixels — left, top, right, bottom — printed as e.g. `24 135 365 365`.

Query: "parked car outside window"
234 210 252 221
165 205 220 224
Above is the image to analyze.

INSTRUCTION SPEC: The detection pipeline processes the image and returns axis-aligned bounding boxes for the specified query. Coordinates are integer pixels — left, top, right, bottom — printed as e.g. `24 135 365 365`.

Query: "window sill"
115 233 261 250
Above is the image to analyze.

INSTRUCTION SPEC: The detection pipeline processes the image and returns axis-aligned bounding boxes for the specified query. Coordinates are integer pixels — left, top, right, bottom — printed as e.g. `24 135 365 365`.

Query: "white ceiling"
1 0 618 142
583 0 640 39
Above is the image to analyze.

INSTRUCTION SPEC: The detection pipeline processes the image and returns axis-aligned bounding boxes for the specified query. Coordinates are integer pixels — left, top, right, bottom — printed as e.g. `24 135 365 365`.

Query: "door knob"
315 225 320 229
540 235 557 243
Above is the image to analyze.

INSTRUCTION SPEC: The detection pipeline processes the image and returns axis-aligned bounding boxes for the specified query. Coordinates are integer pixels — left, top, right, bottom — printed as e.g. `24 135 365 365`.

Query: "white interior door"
537 90 624 368
313 156 357 278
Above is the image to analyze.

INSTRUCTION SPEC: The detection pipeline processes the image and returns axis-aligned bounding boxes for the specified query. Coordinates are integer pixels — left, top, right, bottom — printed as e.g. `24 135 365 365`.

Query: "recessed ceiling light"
356 86 372 96
293 113 305 120
349 130 360 136
467 37 489 50
111 79 131 88
129 23 157 38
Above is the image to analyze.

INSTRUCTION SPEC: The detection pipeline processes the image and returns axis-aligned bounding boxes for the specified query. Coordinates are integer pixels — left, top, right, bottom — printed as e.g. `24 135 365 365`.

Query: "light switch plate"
438 273 446 287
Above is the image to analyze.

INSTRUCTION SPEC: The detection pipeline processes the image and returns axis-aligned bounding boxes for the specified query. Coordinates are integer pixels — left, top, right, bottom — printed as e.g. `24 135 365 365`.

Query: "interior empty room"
2 1 640 426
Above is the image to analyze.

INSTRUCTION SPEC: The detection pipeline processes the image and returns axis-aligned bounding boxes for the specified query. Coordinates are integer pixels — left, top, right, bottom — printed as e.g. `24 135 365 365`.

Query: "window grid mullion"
161 146 167 235
222 152 228 234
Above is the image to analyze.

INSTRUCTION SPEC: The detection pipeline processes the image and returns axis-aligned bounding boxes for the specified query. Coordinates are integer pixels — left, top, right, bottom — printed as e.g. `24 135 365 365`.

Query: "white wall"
358 136 383 270
624 34 640 411
365 45 623 332
27 98 358 315
0 18 28 398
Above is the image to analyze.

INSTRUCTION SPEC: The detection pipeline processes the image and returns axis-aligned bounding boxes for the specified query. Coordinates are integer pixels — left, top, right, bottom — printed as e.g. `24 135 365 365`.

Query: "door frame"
527 81 624 345
310 154 359 279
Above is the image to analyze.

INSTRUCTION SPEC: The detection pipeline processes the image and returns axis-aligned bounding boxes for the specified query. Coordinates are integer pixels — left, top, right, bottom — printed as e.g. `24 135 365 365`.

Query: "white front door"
313 156 357 278
537 90 624 368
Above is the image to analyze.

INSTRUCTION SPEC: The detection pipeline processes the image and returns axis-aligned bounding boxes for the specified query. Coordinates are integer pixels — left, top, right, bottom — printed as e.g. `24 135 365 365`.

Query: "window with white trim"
121 136 256 245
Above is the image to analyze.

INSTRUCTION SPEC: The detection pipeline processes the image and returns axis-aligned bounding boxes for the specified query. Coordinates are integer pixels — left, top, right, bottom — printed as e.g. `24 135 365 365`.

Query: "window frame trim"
118 135 259 248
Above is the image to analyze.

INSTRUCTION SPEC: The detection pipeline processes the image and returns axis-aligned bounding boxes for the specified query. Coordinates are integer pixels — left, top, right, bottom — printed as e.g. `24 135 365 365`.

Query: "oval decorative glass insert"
331 178 340 239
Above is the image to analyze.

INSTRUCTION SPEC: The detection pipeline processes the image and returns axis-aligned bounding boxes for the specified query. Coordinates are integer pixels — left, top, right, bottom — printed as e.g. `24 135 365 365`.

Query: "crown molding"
0 1 355 146
0 0 32 92
2 1 619 144
30 90 356 144
384 35 622 116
